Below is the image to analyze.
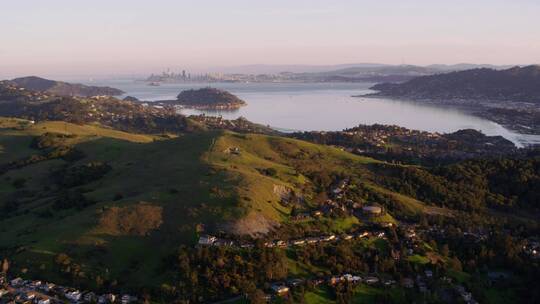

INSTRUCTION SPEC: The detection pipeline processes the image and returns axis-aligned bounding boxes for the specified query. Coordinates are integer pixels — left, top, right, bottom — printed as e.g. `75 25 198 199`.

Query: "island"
156 87 246 110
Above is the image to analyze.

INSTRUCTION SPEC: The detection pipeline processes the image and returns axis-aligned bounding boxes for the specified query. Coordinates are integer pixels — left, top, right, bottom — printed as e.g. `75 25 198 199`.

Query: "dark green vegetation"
0 117 373 287
370 65 540 103
8 76 124 97
173 87 246 109
373 157 540 212
0 116 539 303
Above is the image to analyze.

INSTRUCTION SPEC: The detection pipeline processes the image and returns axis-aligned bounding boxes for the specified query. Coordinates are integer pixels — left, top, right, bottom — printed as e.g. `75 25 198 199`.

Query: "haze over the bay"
1 0 539 78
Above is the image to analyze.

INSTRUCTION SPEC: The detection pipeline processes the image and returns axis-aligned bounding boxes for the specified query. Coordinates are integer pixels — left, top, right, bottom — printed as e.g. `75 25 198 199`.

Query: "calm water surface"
87 80 540 147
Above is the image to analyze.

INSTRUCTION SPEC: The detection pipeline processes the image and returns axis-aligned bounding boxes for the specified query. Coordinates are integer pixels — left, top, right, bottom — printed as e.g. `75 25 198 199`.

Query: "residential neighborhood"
0 274 137 304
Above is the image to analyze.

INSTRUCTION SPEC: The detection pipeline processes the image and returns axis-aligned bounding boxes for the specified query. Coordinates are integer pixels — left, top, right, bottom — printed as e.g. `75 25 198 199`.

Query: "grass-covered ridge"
0 118 388 287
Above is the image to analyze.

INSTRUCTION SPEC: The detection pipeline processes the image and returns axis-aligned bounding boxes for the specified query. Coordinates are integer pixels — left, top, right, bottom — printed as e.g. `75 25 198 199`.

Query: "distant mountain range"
8 76 124 97
212 63 512 75
272 64 514 83
369 65 540 103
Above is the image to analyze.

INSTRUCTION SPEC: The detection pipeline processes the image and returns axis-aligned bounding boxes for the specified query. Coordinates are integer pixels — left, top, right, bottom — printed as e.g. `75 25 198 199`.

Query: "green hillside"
0 118 389 288
1 117 538 303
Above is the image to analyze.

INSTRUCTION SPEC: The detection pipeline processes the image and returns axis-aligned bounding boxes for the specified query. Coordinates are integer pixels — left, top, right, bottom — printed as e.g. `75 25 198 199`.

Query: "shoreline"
153 99 247 110
358 94 540 137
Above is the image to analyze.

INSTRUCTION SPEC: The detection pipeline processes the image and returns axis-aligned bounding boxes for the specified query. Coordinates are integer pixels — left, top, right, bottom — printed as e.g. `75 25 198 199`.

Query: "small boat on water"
147 82 161 86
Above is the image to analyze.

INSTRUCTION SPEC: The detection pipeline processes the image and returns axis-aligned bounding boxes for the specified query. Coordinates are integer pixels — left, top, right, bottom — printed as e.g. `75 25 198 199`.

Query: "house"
106 293 117 303
323 235 336 242
292 239 305 246
41 283 56 292
98 295 107 304
122 294 136 303
23 292 36 301
83 292 97 303
342 274 361 283
461 292 472 302
198 235 217 245
328 276 343 285
215 239 235 246
29 280 42 289
362 206 382 216
312 210 322 217
271 284 289 296
306 237 319 244
0 289 10 297
99 293 117 303
10 277 23 287
275 240 287 247
356 231 369 238
66 290 82 302
342 274 353 281
364 276 379 285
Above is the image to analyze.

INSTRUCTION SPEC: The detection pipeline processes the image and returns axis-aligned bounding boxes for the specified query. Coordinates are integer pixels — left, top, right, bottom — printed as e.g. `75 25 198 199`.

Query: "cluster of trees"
418 215 540 303
372 155 540 212
434 157 540 210
165 244 288 302
31 132 76 149
55 161 111 188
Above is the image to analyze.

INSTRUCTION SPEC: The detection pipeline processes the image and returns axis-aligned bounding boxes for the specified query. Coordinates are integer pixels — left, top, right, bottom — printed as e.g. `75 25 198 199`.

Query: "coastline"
358 94 540 138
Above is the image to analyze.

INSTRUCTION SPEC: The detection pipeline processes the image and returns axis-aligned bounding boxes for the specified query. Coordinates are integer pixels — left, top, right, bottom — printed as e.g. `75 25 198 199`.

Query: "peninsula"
365 66 540 134
9 76 124 97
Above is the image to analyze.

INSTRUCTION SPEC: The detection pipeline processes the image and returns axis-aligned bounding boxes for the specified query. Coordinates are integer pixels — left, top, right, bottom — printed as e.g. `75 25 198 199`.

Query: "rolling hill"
1 117 538 293
0 118 386 288
370 65 540 103
8 76 124 97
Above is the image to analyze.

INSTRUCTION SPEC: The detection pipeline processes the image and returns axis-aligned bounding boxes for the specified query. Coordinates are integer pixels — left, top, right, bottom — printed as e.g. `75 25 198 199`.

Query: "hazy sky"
1 0 539 77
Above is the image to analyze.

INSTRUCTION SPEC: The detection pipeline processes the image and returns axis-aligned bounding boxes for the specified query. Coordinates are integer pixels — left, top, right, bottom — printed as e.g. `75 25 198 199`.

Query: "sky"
1 0 539 78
